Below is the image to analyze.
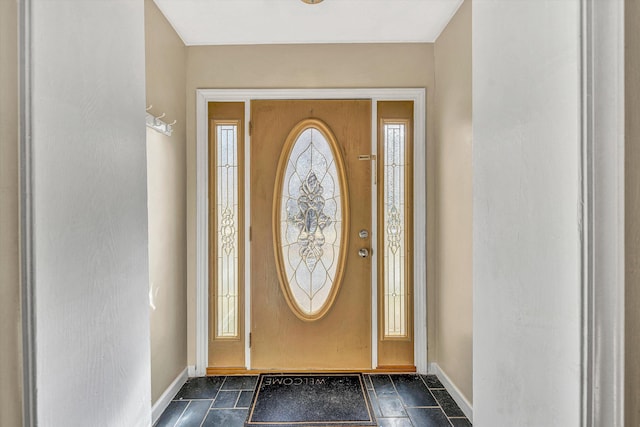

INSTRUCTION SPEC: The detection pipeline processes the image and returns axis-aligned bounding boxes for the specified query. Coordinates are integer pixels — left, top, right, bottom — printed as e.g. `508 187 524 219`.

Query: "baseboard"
428 363 473 422
151 367 188 425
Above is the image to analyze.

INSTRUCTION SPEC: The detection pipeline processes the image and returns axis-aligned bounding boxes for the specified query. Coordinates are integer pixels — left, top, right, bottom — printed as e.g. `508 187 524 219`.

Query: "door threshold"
206 366 416 376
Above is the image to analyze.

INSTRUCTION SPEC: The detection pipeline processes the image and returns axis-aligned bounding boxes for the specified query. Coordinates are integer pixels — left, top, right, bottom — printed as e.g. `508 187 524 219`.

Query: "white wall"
31 1 151 426
472 1 581 426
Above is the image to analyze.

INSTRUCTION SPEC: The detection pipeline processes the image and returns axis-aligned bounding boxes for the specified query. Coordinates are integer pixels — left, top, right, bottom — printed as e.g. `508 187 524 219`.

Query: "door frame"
195 88 427 376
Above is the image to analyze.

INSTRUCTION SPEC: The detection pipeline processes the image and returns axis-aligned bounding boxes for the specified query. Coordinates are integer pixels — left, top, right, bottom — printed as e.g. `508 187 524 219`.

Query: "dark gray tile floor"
366 374 472 427
154 374 472 427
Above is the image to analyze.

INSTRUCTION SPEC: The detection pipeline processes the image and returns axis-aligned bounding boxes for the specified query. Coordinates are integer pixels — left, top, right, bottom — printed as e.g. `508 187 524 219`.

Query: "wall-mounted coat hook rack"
146 108 175 137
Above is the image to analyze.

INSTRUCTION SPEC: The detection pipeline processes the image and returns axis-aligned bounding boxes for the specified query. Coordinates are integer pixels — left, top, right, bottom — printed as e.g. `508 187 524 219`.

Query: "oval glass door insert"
273 118 349 321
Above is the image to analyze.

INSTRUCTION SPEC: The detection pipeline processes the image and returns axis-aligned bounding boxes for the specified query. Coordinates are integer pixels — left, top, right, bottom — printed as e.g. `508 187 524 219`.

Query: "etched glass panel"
216 123 239 338
383 123 407 337
279 127 342 317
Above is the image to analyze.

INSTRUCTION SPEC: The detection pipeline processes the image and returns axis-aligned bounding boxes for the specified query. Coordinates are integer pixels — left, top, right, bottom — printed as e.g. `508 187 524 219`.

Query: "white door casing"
195 88 427 375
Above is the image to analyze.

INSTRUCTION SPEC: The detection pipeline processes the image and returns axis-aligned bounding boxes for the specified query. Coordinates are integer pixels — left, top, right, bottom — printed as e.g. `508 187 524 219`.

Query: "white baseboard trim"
428 362 473 422
151 367 188 425
187 365 197 377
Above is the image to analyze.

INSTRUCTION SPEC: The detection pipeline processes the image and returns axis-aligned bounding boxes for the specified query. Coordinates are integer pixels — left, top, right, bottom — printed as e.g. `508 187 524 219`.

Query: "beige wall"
0 0 22 425
433 0 472 403
626 0 640 424
185 43 438 366
145 0 188 404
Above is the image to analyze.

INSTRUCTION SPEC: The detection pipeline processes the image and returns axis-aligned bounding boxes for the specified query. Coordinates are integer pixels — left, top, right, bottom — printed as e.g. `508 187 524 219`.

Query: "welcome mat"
245 373 377 427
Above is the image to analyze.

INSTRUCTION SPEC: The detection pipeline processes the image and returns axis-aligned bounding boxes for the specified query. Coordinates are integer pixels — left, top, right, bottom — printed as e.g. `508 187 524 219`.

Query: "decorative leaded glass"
383 122 407 337
215 123 239 338
274 120 348 320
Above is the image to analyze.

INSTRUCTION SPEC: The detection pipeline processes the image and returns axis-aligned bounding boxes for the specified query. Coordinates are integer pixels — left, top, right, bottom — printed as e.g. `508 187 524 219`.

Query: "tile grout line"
419 374 465 426
197 403 209 427
208 408 247 411
218 376 229 393
367 375 388 425
391 374 456 427
211 376 225 410
233 390 242 408
364 375 407 426
431 388 468 425
417 374 429 389
197 399 215 427
404 406 443 409
387 374 415 425
367 375 382 420
175 398 215 401
172 400 191 427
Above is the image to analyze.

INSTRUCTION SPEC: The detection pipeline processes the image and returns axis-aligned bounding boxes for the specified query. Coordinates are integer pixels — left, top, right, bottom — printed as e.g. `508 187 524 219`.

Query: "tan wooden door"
250 100 372 370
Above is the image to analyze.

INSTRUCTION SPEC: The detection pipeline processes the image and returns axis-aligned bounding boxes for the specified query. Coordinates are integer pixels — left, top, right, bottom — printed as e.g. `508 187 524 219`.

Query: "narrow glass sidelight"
382 121 409 338
214 122 239 338
273 119 349 321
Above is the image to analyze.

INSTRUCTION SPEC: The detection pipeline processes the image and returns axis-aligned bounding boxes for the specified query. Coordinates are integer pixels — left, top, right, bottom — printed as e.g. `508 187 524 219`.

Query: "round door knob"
358 248 369 258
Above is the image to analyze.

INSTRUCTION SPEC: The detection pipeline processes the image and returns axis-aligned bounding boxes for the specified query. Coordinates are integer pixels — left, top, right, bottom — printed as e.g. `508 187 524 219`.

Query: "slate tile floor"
155 374 472 427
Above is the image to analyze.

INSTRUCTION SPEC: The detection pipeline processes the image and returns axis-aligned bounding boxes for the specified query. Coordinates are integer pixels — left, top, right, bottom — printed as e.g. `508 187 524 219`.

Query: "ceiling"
153 0 464 46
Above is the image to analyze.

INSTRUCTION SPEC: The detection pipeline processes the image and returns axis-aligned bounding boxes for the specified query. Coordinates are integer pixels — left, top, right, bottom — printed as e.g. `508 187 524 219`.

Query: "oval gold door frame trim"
272 118 350 322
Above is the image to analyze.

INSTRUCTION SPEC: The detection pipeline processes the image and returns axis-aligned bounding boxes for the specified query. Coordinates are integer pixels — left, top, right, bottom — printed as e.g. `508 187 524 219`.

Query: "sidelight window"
381 120 410 338
214 122 240 338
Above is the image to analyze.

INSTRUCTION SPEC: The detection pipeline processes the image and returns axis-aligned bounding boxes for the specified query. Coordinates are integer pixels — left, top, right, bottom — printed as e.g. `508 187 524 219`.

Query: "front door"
207 97 416 372
250 100 372 370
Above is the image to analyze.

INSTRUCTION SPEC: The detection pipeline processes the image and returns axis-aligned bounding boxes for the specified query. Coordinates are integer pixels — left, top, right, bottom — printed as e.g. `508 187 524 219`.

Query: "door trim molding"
19 0 37 425
580 0 625 425
196 88 427 376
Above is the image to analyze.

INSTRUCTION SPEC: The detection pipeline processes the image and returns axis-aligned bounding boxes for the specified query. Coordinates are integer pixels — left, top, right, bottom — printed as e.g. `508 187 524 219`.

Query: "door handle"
358 248 370 258
358 154 377 184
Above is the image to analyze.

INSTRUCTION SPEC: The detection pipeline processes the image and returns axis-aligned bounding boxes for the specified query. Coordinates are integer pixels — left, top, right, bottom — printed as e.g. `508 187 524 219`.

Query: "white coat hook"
146 105 153 111
154 113 166 126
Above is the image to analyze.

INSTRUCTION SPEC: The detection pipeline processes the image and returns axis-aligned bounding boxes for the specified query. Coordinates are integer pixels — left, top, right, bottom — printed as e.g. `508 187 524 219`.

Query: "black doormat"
245 373 377 427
